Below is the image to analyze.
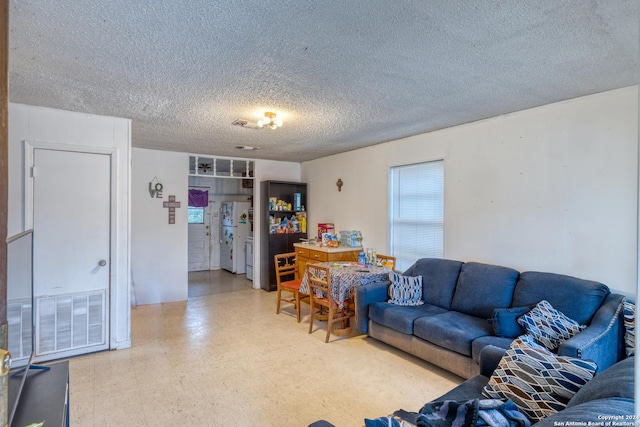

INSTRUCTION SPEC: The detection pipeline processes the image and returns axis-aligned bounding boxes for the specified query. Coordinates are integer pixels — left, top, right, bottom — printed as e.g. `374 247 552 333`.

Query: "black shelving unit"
260 180 308 291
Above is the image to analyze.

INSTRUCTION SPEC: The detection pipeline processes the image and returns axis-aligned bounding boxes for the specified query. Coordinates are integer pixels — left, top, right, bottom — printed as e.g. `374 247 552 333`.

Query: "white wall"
302 87 638 296
131 148 189 304
8 103 132 349
132 148 301 297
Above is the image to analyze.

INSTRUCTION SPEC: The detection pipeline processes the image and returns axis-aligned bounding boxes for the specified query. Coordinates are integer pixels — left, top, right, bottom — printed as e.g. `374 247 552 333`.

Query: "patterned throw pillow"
482 337 597 422
624 300 635 357
517 333 547 350
517 300 586 351
388 272 424 306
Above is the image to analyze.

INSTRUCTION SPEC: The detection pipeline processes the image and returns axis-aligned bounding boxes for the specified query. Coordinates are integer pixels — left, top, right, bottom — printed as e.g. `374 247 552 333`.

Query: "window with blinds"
389 160 444 272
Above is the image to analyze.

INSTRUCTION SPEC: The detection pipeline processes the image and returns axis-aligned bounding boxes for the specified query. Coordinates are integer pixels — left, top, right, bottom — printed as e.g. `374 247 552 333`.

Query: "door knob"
99 259 107 266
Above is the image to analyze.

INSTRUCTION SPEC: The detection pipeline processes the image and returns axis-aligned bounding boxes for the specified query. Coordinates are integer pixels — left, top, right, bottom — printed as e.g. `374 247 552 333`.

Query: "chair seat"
281 279 302 290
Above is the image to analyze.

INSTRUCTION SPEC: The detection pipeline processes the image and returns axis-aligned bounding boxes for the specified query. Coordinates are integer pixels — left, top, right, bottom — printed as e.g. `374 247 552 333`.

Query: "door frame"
24 140 119 350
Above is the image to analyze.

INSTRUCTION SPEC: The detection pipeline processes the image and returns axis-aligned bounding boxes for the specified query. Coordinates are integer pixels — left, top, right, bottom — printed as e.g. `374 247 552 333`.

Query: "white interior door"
32 147 111 360
188 202 210 272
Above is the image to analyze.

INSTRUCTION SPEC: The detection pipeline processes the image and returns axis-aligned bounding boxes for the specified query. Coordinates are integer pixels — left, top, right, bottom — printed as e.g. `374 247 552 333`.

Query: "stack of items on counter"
339 230 363 247
315 223 335 246
316 223 363 248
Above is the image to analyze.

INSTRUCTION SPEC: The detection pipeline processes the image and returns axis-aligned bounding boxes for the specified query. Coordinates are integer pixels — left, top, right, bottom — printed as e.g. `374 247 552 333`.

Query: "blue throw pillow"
388 272 424 306
488 306 531 338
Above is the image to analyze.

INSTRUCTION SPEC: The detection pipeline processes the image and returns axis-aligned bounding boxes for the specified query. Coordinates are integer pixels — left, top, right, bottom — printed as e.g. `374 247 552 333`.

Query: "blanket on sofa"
418 399 530 427
365 399 530 427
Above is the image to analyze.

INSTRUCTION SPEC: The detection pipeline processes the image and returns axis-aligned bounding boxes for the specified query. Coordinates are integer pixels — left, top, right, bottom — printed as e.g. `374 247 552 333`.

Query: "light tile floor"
69 271 461 426
188 269 253 298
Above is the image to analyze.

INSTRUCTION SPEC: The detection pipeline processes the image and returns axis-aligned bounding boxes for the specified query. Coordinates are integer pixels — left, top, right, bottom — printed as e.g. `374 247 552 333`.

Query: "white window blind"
390 160 444 272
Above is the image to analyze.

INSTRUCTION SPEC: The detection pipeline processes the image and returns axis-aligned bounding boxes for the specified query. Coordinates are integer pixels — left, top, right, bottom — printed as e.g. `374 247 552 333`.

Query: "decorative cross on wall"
163 195 181 224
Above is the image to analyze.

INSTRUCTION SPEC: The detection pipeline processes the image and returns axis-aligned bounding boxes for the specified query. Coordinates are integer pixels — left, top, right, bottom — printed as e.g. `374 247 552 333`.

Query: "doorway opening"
187 156 254 297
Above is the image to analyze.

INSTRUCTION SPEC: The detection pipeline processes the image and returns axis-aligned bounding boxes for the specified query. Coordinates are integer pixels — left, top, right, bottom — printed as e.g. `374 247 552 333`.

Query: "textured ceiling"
8 1 639 162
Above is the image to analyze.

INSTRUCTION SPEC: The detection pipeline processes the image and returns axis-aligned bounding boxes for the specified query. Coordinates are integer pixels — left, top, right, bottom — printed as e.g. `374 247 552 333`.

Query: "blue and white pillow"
517 300 586 351
624 300 635 357
517 333 548 351
482 337 597 422
388 272 424 306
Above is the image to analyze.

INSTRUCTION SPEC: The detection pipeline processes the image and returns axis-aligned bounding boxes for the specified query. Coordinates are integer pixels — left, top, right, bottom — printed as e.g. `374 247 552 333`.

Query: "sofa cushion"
450 262 519 318
403 258 463 309
567 356 634 407
369 302 447 334
512 271 609 326
387 272 423 306
482 337 597 422
517 300 586 351
489 306 531 338
414 311 493 356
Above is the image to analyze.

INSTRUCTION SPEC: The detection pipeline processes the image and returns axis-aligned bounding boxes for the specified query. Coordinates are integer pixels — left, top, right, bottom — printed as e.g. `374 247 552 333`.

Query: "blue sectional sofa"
356 258 627 379
310 352 634 427
386 348 635 426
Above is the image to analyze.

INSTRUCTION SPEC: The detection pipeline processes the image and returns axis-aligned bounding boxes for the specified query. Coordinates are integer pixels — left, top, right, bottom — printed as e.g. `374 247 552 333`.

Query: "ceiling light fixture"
235 145 258 151
257 112 283 130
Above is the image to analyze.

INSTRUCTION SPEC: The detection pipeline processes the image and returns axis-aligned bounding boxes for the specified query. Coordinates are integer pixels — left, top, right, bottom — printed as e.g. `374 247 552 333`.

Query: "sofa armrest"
356 280 390 334
478 345 507 376
557 293 626 372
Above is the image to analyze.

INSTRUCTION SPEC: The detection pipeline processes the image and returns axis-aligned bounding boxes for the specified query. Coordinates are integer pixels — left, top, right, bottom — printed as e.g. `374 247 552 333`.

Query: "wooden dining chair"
307 264 352 343
377 254 397 271
274 252 306 322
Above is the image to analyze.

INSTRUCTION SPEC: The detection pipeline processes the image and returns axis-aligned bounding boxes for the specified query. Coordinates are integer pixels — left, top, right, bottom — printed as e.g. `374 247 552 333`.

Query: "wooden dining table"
299 261 393 309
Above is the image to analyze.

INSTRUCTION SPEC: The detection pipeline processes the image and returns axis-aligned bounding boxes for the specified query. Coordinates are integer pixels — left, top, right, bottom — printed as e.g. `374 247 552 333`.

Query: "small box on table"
317 223 334 239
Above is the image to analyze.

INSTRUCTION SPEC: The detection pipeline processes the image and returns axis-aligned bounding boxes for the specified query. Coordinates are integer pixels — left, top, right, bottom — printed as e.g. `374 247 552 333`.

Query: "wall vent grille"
35 290 106 356
7 299 32 361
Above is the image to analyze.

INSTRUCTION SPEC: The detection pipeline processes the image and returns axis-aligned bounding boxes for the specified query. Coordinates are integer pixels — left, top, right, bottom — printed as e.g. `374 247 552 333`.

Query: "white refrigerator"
220 201 251 274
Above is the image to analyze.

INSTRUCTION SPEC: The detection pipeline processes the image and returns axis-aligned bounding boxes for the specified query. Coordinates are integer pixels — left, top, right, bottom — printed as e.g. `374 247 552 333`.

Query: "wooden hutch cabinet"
260 181 308 291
